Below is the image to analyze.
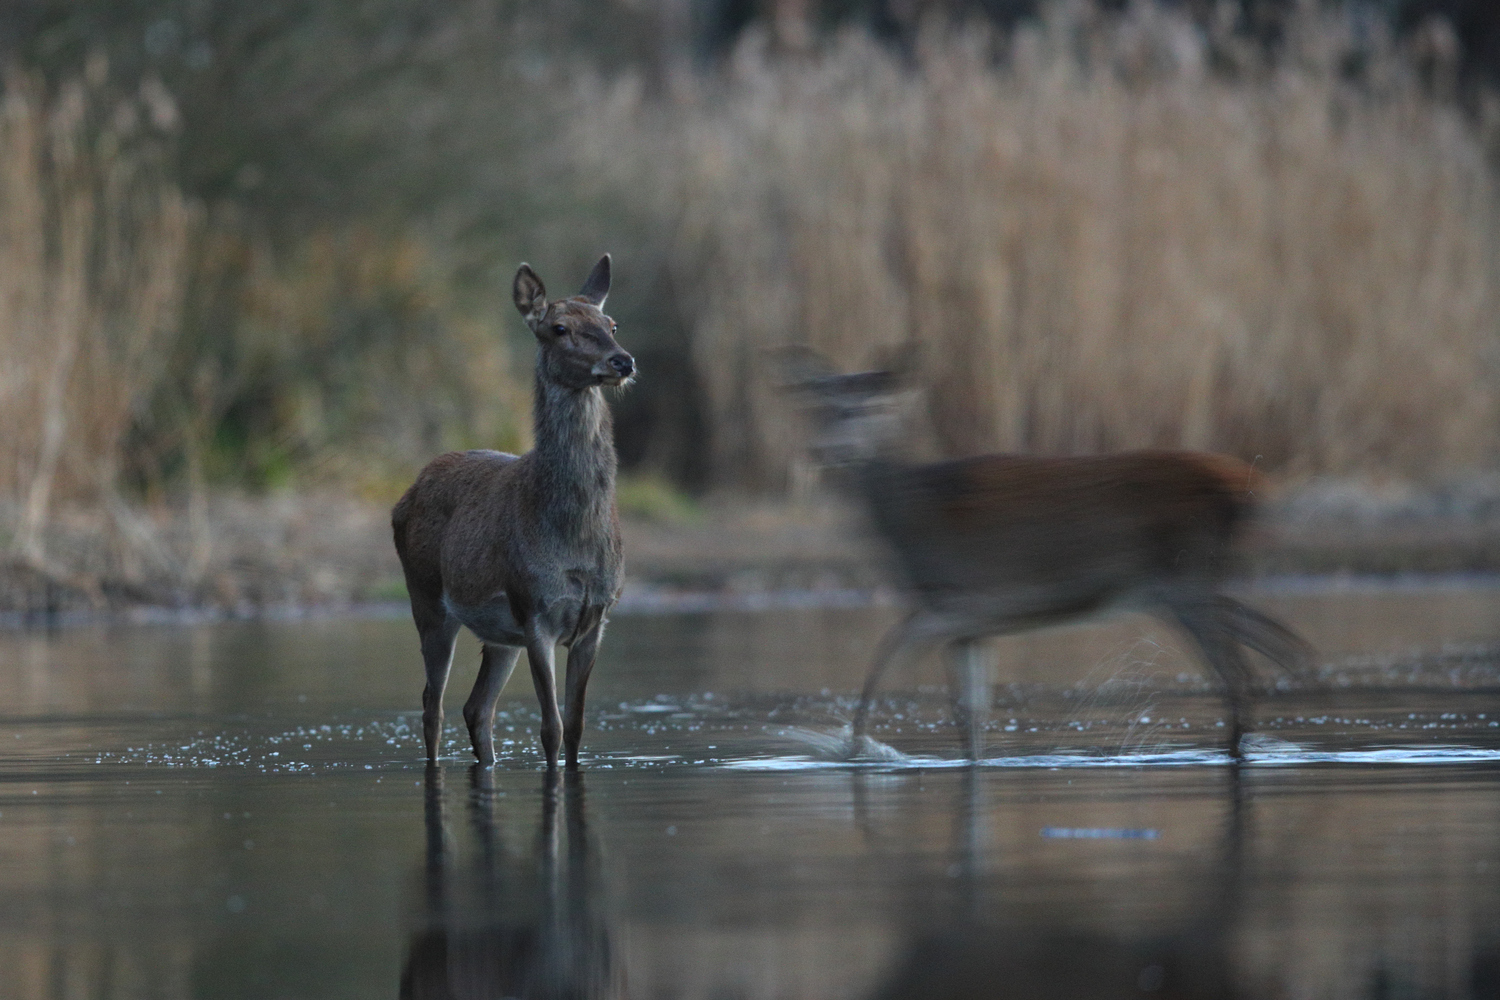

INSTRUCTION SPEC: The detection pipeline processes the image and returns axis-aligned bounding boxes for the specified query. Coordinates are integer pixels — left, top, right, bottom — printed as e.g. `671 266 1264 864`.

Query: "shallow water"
4 580 1500 998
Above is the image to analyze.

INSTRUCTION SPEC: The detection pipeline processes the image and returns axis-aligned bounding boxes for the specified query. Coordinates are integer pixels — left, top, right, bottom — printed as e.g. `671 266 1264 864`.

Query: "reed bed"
7 2 1500 608
580 5 1500 490
0 64 190 586
0 60 530 601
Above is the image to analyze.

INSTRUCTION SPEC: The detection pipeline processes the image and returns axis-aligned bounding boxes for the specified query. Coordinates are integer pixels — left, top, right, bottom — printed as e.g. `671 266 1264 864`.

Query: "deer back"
860 451 1261 600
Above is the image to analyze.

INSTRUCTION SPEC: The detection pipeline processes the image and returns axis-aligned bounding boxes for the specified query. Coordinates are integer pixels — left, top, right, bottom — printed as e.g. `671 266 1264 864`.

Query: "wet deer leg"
563 615 605 769
463 644 523 766
851 610 932 750
1168 599 1255 759
417 606 462 761
526 622 565 768
945 638 993 763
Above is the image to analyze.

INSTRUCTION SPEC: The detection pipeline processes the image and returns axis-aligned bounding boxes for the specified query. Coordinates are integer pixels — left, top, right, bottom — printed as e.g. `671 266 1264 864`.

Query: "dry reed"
0 62 191 587
578 3 1500 491
0 60 527 604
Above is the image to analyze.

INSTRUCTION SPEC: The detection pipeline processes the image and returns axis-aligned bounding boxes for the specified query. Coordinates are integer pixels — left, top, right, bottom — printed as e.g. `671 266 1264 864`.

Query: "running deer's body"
392 256 633 768
786 355 1310 760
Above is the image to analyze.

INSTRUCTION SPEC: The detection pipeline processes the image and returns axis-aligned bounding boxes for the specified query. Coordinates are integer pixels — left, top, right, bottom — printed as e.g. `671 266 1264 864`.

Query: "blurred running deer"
784 349 1310 761
392 255 633 769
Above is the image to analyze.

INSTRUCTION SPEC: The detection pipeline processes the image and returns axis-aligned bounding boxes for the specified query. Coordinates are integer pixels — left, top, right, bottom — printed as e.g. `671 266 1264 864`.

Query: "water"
4 580 1500 997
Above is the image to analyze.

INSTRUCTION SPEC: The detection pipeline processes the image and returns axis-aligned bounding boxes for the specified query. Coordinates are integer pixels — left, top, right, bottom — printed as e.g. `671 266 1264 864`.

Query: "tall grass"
580 3 1500 490
7 2 1500 606
0 63 527 600
0 62 191 584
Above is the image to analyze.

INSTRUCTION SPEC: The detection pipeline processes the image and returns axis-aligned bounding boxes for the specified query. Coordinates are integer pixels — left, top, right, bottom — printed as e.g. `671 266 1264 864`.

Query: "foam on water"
720 740 1500 771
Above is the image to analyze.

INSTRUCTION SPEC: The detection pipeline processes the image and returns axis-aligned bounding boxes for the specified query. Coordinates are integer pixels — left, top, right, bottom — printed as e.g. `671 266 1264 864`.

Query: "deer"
783 349 1311 762
392 255 633 769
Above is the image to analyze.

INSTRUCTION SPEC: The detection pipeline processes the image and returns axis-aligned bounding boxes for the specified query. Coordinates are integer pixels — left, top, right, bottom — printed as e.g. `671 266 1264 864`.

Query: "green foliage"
615 474 702 525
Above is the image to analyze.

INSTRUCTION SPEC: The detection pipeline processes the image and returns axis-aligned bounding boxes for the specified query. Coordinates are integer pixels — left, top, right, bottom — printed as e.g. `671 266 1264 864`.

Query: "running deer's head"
513 254 635 391
779 345 917 467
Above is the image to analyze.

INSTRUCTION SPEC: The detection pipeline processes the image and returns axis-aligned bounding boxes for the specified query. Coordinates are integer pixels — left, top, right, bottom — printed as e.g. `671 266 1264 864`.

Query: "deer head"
513 255 635 390
778 345 916 467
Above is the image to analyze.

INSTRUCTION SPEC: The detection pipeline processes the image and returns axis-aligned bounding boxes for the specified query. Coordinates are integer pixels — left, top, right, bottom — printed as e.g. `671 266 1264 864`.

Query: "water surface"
4 580 1500 997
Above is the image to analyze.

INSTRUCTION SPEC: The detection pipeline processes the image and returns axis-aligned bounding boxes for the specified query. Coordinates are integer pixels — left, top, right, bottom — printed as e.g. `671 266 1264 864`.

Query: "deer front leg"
525 622 564 768
851 611 927 749
417 610 462 761
463 644 523 766
562 615 606 769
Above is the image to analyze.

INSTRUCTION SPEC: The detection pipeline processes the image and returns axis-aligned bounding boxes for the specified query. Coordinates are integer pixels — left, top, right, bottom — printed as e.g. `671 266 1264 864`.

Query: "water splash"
774 725 913 763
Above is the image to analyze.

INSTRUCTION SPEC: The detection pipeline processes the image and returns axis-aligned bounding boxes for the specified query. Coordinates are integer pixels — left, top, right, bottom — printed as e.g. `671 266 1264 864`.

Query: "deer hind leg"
945 638 993 763
525 622 565 768
1217 596 1315 677
416 608 462 762
562 615 606 770
463 644 522 767
1167 597 1255 759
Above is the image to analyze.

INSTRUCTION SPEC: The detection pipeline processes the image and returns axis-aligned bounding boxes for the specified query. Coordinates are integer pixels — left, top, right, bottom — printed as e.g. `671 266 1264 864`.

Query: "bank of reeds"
0 62 191 593
580 3 1500 490
0 63 526 606
9 2 1500 611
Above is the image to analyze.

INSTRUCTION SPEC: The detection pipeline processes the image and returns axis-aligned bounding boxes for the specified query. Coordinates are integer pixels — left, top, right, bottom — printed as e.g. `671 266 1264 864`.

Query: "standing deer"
784 350 1310 761
392 255 633 769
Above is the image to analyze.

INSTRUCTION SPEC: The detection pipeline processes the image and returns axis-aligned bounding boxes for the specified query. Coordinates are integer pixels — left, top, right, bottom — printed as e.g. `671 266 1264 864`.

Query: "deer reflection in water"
863 766 1249 1000
401 766 625 999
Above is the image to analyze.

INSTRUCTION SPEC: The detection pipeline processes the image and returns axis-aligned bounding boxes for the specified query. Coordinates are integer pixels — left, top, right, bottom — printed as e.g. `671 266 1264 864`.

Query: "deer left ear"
578 254 611 306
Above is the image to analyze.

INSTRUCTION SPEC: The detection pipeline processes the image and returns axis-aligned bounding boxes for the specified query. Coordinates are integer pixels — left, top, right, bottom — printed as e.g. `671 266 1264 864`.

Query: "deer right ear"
513 264 548 328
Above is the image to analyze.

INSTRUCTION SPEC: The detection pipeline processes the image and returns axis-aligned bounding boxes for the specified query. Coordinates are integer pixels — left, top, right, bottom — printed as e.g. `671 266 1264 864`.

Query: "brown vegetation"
0 63 191 593
5 3 1500 611
582 6 1500 489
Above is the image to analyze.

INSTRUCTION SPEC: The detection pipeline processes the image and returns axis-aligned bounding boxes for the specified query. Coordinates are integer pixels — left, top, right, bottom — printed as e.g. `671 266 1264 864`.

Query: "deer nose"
607 353 634 377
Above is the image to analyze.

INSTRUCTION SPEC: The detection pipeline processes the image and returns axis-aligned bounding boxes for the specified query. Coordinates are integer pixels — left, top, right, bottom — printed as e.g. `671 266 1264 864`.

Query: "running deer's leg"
1218 596 1315 676
463 644 523 766
851 610 936 749
945 638 993 763
526 621 565 768
1168 596 1255 759
416 601 462 761
562 614 606 770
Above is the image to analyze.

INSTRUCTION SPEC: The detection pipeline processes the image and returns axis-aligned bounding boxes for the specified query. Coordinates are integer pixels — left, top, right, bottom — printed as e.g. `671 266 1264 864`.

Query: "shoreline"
7 488 1500 629
5 569 1500 632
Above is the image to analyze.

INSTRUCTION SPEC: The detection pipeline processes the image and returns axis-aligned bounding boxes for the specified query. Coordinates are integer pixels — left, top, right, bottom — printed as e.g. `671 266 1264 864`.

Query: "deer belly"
444 593 526 646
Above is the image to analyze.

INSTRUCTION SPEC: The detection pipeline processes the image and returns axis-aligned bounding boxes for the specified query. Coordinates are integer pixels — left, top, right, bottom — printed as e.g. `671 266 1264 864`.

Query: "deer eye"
552 323 568 336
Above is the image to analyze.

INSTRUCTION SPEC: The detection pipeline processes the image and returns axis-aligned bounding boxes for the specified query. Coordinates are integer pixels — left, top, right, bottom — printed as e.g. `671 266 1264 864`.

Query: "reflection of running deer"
784 351 1310 760
866 767 1246 998
393 256 633 768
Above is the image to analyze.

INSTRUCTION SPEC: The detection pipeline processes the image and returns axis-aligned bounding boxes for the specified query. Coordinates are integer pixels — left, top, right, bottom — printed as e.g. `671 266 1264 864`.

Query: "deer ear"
578 254 611 306
513 264 547 326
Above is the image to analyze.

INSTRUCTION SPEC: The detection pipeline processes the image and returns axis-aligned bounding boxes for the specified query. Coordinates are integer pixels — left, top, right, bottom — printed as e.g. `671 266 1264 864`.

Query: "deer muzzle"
594 352 635 385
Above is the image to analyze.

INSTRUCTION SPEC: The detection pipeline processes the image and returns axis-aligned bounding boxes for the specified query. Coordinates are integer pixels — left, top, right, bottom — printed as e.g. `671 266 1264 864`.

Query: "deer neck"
532 369 617 538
